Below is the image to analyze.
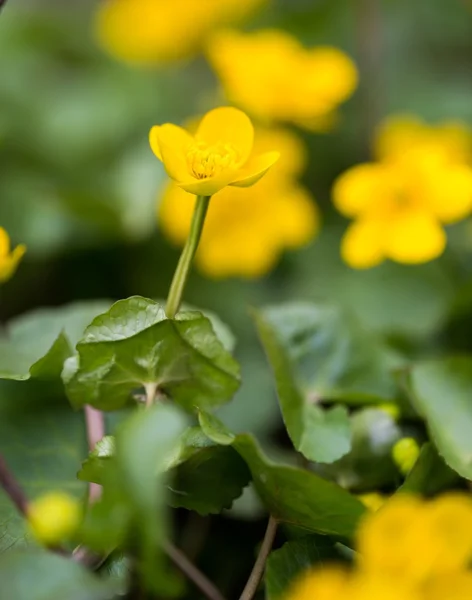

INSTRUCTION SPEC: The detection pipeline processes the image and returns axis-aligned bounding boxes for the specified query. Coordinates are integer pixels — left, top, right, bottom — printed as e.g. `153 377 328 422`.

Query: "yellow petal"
425 572 472 600
341 219 386 269
230 151 280 188
0 227 11 256
332 164 392 218
177 170 238 196
426 164 472 224
196 107 254 165
150 123 193 182
0 243 26 283
385 209 446 264
284 567 350 600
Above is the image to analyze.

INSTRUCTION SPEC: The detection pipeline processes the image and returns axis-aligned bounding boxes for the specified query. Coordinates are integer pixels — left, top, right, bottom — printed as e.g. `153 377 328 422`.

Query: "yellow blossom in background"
28 492 81 546
358 492 386 512
332 116 472 268
95 0 266 65
283 493 472 600
0 227 26 283
150 107 279 196
158 126 319 278
207 29 358 130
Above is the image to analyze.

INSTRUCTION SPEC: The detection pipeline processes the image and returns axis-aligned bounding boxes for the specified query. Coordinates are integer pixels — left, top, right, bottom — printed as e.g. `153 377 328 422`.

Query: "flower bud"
392 437 420 475
28 492 81 546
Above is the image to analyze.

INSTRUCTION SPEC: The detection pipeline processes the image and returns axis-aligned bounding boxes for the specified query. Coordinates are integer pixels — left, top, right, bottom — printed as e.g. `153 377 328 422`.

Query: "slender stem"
165 195 211 318
0 453 28 516
164 540 227 600
238 516 278 600
84 405 105 504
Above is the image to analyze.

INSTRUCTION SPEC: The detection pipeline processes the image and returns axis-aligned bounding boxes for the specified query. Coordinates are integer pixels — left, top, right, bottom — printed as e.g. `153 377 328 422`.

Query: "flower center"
186 141 238 180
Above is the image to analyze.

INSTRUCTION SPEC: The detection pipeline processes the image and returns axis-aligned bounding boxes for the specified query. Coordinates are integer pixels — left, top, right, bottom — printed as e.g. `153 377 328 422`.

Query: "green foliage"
0 302 111 380
266 537 341 600
0 551 118 600
64 296 240 412
200 412 366 538
252 307 351 463
400 443 458 496
407 357 472 479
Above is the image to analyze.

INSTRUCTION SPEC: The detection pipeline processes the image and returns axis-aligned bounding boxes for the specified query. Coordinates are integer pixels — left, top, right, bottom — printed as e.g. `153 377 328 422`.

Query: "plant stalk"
165 195 211 318
238 515 278 600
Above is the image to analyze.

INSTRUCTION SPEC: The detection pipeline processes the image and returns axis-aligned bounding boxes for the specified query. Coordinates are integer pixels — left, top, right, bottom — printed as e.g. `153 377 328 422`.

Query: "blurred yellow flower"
150 107 279 196
358 492 386 512
95 0 266 65
0 227 26 283
28 492 81 546
158 126 319 278
284 493 472 600
207 29 357 130
333 116 472 268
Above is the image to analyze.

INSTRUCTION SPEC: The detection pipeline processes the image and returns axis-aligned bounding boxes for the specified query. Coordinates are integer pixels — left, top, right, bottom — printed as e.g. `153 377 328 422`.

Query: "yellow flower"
392 437 420 475
28 492 81 546
95 0 266 65
333 117 472 268
358 492 386 512
357 493 472 585
207 29 357 130
0 227 26 283
150 107 279 196
375 115 472 165
158 125 318 278
283 567 350 600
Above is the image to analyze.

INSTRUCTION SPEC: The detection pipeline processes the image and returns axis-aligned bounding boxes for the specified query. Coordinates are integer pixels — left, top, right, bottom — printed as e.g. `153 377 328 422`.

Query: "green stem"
165 195 211 318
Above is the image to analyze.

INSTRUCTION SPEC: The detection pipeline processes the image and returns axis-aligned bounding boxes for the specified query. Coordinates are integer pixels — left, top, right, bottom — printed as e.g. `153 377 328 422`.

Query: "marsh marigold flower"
28 492 81 546
95 0 266 65
283 493 472 600
150 107 279 196
333 116 472 268
207 29 358 130
158 126 318 278
0 227 26 283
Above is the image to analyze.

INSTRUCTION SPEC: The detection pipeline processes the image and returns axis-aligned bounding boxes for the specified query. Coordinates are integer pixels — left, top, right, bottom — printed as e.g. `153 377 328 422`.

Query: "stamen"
186 141 238 179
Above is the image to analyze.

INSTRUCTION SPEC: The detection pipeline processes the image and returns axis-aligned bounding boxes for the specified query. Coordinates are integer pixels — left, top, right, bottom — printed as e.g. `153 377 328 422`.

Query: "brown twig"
238 516 278 600
164 540 227 600
0 453 28 515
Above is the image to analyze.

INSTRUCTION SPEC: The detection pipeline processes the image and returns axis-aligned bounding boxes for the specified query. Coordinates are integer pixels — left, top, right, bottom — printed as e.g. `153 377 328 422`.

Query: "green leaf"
254 303 400 405
0 381 87 552
266 537 341 600
64 296 240 412
252 308 351 463
169 444 251 515
319 408 402 491
407 357 472 479
199 412 365 538
114 403 187 593
400 443 458 496
77 436 115 485
0 550 118 600
0 301 111 380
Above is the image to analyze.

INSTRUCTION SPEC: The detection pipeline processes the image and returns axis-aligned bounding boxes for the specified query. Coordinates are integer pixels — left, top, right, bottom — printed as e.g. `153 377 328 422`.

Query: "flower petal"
229 151 280 188
333 164 393 218
426 164 472 224
150 123 193 182
341 218 386 269
0 243 26 283
196 107 254 165
385 209 446 264
0 227 11 256
177 170 238 196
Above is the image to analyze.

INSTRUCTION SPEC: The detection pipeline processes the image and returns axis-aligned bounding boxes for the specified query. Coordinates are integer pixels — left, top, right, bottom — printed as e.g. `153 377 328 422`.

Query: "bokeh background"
2 0 472 592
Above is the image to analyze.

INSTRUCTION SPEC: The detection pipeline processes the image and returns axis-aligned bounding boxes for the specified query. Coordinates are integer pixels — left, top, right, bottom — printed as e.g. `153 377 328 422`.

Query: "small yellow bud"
358 492 386 512
27 492 81 546
378 403 400 421
392 437 420 475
